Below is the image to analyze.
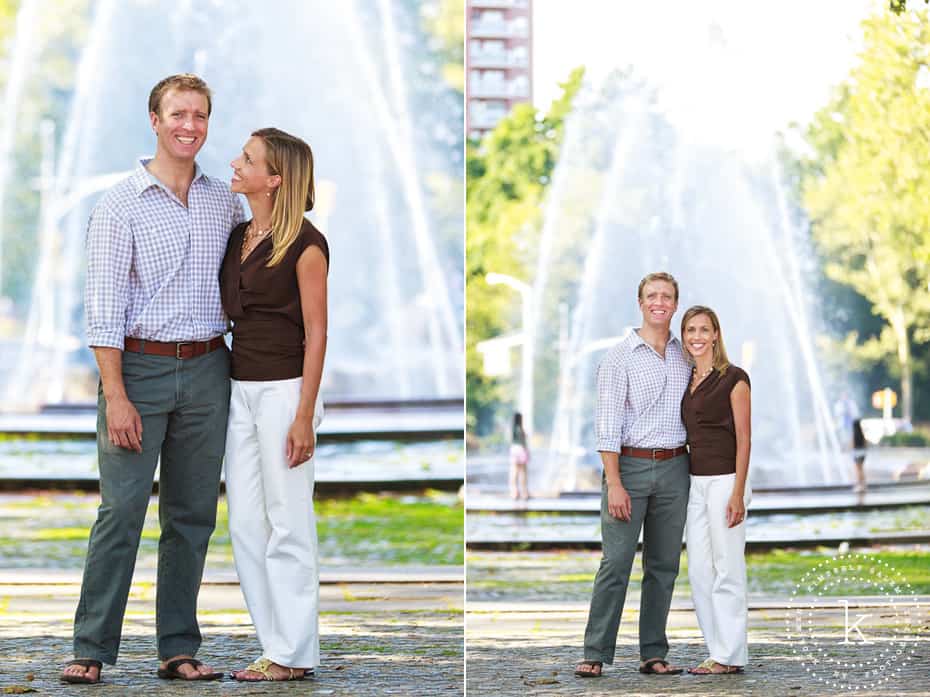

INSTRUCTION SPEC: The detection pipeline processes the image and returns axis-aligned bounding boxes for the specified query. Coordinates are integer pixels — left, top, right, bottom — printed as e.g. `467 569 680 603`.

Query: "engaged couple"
61 73 328 684
574 272 752 679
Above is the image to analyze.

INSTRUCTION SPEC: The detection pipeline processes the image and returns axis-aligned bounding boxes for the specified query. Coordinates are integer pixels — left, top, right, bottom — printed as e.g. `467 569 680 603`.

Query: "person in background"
509 412 530 500
852 418 867 494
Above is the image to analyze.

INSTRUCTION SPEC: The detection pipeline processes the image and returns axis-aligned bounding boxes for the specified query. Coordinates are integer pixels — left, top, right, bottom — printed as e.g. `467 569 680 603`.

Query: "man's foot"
639 657 684 675
573 660 603 678
232 658 307 681
61 659 102 684
157 656 222 680
688 658 744 675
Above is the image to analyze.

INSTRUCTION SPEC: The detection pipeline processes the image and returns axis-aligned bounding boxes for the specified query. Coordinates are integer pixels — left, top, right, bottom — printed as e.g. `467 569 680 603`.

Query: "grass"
745 548 930 594
466 548 930 601
0 491 463 568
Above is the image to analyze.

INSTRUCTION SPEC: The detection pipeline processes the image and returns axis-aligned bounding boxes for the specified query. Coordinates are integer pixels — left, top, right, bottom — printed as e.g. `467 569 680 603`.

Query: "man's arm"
93 348 142 452
595 354 631 521
85 202 141 452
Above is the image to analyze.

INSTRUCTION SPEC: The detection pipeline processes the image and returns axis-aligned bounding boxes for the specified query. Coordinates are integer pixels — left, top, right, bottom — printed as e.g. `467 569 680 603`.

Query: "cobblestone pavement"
0 580 463 696
466 603 930 697
467 551 930 696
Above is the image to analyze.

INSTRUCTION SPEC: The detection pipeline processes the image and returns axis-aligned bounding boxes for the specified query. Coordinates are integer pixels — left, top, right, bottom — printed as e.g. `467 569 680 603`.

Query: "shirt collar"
132 157 205 197
631 328 681 351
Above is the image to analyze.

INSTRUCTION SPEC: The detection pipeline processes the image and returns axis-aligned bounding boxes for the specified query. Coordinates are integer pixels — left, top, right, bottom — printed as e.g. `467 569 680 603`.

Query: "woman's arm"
727 380 751 527
285 244 328 467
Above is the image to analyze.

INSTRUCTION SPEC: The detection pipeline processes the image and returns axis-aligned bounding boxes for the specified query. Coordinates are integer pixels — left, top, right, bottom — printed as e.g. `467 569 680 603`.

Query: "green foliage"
0 1 92 306
796 8 930 421
879 428 930 446
421 0 464 93
466 69 584 435
0 1 16 40
890 0 930 14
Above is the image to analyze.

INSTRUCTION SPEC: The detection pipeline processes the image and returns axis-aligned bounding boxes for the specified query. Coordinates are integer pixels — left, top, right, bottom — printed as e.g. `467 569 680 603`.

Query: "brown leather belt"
124 336 225 360
620 445 688 460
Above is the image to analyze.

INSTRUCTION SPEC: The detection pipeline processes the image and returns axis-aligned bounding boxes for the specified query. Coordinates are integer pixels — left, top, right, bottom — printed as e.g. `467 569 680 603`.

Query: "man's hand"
607 482 632 521
106 395 143 452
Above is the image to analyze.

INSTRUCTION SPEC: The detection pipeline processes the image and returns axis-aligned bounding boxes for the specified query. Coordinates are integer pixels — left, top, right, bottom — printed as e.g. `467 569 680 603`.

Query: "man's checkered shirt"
85 159 245 349
595 329 691 452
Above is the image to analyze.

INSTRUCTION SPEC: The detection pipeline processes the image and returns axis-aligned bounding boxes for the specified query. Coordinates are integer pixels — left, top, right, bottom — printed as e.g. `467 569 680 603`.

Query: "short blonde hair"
148 74 212 117
680 305 730 373
637 272 679 301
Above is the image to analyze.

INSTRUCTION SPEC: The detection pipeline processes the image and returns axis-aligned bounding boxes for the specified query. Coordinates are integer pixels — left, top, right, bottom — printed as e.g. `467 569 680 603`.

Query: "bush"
879 430 930 447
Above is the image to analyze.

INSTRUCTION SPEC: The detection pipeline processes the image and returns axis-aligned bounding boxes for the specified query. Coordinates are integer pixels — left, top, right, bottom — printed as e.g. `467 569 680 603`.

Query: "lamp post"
486 271 534 436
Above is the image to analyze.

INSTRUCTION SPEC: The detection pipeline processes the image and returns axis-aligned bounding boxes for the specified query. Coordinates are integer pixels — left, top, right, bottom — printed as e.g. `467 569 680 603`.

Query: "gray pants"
73 347 230 664
583 453 689 663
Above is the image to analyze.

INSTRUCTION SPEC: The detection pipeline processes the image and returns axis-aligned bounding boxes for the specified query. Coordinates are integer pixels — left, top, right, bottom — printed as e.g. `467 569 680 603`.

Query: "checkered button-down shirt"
595 329 691 452
85 158 245 349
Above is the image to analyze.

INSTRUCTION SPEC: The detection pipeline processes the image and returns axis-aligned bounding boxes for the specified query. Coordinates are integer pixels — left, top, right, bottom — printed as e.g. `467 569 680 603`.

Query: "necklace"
690 365 713 394
692 365 713 382
241 221 273 261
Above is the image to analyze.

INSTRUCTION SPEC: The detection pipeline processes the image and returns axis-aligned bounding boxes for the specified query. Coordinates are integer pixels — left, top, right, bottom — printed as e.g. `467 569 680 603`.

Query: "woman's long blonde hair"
680 305 730 374
253 127 315 267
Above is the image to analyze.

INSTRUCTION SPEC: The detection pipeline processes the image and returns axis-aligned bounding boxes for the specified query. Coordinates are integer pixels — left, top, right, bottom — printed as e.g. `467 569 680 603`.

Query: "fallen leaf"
523 678 559 686
23 675 33 682
3 687 38 694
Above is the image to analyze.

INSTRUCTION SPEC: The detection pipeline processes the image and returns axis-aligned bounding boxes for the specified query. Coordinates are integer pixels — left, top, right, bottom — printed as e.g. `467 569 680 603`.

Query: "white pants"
686 473 751 666
225 377 323 668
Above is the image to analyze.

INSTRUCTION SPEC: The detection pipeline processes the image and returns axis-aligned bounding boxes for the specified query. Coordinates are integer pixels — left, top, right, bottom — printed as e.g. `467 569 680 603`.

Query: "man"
574 272 691 678
61 74 244 684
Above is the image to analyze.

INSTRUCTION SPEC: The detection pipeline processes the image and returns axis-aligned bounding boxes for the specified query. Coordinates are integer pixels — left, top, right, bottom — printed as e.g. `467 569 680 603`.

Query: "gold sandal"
233 657 307 681
688 658 744 675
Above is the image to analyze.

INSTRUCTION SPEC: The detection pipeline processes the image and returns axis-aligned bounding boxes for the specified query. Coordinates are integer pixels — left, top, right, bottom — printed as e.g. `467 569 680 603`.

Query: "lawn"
466 548 930 602
0 490 463 568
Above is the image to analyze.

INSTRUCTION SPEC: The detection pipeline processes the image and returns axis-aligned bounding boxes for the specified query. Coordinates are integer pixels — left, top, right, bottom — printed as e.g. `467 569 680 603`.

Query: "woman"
220 127 329 681
852 418 867 493
679 306 751 676
509 412 530 500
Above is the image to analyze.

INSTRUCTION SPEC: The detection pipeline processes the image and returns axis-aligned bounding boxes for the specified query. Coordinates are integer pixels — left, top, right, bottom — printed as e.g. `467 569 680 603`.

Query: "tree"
465 68 583 436
421 0 464 93
798 9 930 422
890 0 929 15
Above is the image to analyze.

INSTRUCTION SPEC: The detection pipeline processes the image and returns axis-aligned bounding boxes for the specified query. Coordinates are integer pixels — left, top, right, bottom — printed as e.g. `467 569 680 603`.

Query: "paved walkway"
467 603 930 696
467 550 930 696
0 577 463 695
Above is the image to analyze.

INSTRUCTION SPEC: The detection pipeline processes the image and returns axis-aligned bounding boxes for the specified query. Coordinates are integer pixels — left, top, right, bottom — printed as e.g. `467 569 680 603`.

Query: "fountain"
0 0 463 410
527 69 845 492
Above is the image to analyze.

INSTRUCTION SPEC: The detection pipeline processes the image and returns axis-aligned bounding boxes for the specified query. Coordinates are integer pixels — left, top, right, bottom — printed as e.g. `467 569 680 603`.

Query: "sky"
532 0 877 154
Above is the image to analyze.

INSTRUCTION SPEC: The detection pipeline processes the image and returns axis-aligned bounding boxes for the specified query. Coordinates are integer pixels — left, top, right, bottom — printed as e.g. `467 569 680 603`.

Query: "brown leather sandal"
639 658 684 675
60 659 103 684
156 657 222 680
574 660 603 678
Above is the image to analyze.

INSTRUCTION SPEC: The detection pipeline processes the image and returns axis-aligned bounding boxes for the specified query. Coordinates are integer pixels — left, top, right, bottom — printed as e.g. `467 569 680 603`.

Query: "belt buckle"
175 342 193 359
652 448 663 460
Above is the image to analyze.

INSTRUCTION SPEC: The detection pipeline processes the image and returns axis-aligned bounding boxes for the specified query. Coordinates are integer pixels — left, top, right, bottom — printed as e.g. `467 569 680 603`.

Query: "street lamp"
486 272 534 437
